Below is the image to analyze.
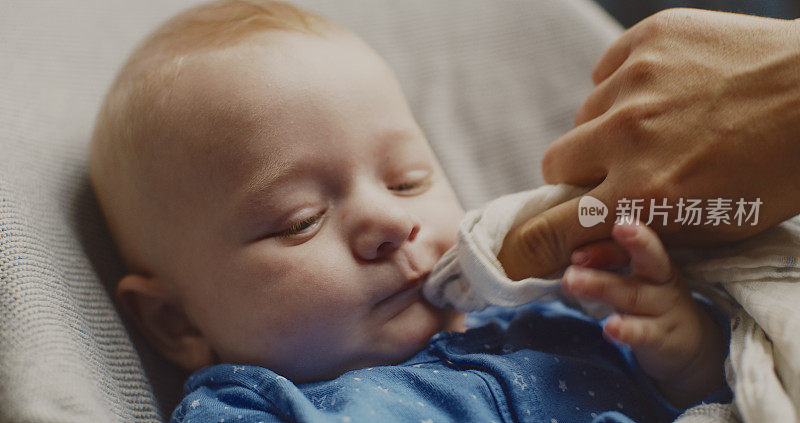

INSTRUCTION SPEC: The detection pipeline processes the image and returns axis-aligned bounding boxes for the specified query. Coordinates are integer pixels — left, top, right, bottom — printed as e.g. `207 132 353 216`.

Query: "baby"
89 1 729 422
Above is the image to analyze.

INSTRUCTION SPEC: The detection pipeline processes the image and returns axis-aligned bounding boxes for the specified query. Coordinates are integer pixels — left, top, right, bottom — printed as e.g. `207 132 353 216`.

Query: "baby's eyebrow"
375 127 421 154
233 159 297 221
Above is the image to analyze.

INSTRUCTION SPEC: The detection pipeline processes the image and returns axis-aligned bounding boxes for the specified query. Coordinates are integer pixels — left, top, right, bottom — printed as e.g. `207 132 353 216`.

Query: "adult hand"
499 9 800 280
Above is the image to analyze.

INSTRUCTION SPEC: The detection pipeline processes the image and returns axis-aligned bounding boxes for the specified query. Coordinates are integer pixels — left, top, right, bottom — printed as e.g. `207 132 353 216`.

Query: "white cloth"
423 184 592 311
423 184 800 423
676 218 800 423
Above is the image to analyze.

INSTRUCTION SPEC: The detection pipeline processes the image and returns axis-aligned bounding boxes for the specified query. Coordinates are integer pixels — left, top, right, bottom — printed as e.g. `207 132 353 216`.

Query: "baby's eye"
388 171 431 194
273 211 324 238
388 181 421 191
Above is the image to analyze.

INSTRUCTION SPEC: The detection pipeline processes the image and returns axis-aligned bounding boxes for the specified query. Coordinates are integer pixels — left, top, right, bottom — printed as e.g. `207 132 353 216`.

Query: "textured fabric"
423 184 609 315
0 0 622 421
674 217 800 423
172 301 730 423
674 403 740 423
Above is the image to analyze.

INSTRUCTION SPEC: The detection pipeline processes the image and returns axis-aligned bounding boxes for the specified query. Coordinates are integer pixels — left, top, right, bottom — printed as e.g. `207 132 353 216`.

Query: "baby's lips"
375 271 429 308
406 271 430 289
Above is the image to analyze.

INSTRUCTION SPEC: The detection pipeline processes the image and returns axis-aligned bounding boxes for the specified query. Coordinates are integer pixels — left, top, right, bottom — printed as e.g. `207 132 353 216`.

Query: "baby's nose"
352 205 420 261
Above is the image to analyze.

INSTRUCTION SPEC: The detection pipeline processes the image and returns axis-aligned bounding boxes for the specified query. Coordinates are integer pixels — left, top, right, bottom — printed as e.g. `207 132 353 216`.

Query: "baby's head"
90 0 465 382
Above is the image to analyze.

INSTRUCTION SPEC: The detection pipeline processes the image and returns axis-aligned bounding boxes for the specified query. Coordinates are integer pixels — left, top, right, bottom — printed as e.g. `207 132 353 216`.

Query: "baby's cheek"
285 255 370 308
431 197 464 250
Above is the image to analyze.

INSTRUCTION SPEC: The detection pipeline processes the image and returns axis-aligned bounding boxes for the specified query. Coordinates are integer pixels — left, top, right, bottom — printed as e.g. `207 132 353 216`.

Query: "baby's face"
154 32 465 381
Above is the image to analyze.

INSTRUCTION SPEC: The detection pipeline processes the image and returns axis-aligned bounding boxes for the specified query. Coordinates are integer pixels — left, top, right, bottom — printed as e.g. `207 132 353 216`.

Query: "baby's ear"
116 274 216 371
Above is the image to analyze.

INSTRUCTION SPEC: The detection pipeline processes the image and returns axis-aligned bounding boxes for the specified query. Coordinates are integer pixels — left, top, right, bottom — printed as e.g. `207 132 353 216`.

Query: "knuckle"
604 99 664 143
661 7 695 19
621 102 650 124
644 8 685 34
624 285 642 310
624 54 661 85
638 12 665 39
519 215 568 271
635 8 696 53
590 273 608 298
604 107 635 135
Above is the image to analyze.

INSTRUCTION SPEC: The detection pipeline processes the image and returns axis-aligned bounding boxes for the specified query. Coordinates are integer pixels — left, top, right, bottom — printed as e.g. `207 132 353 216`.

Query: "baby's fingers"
602 314 669 350
561 265 677 316
612 223 673 284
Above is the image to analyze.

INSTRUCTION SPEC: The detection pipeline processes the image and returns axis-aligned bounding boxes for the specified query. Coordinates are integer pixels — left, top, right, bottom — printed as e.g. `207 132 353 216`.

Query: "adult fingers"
498 184 614 280
591 25 636 85
590 8 661 85
541 119 608 186
574 73 623 127
611 222 674 284
561 265 676 316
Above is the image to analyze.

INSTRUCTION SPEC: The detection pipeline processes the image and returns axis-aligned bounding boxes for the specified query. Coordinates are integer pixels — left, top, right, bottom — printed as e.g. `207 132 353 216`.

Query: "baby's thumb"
498 191 613 280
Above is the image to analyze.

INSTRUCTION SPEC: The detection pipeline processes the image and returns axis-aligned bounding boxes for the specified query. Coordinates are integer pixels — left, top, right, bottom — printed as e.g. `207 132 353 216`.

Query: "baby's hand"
561 222 726 407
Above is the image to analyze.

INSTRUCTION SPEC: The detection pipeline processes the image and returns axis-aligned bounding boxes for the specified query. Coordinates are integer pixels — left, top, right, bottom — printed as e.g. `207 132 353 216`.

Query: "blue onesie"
171 301 731 422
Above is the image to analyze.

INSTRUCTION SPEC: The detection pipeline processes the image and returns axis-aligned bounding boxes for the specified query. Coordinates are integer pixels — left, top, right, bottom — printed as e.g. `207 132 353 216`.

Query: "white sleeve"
422 184 591 312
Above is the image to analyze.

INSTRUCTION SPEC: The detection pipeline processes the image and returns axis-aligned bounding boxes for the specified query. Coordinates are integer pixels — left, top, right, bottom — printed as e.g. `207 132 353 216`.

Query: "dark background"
594 0 800 27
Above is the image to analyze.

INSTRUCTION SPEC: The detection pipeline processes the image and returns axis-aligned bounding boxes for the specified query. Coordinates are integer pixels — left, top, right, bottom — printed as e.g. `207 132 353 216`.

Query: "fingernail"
571 250 589 265
603 314 623 342
606 313 622 326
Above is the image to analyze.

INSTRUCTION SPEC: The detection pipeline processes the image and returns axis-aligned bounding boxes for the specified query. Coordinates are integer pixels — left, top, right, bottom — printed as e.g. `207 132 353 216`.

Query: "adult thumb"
498 186 614 279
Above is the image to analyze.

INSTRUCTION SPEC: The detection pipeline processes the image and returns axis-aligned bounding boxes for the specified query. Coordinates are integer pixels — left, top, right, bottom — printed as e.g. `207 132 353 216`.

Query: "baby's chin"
283 302 464 383
374 298 462 357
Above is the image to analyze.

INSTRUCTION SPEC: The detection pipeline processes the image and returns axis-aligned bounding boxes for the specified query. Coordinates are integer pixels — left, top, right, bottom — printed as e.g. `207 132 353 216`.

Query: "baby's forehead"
152 47 288 165
160 35 338 142
145 30 414 197
159 32 386 156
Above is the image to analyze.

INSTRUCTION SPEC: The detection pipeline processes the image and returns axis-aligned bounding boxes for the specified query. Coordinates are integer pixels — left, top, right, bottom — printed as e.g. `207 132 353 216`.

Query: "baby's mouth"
374 272 430 317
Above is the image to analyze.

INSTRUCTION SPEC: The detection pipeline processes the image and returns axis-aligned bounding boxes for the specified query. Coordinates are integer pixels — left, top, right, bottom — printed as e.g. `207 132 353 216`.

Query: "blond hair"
90 0 341 274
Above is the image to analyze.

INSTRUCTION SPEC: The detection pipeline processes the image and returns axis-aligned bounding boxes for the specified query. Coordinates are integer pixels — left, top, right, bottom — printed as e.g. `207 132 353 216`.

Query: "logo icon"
578 196 608 228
